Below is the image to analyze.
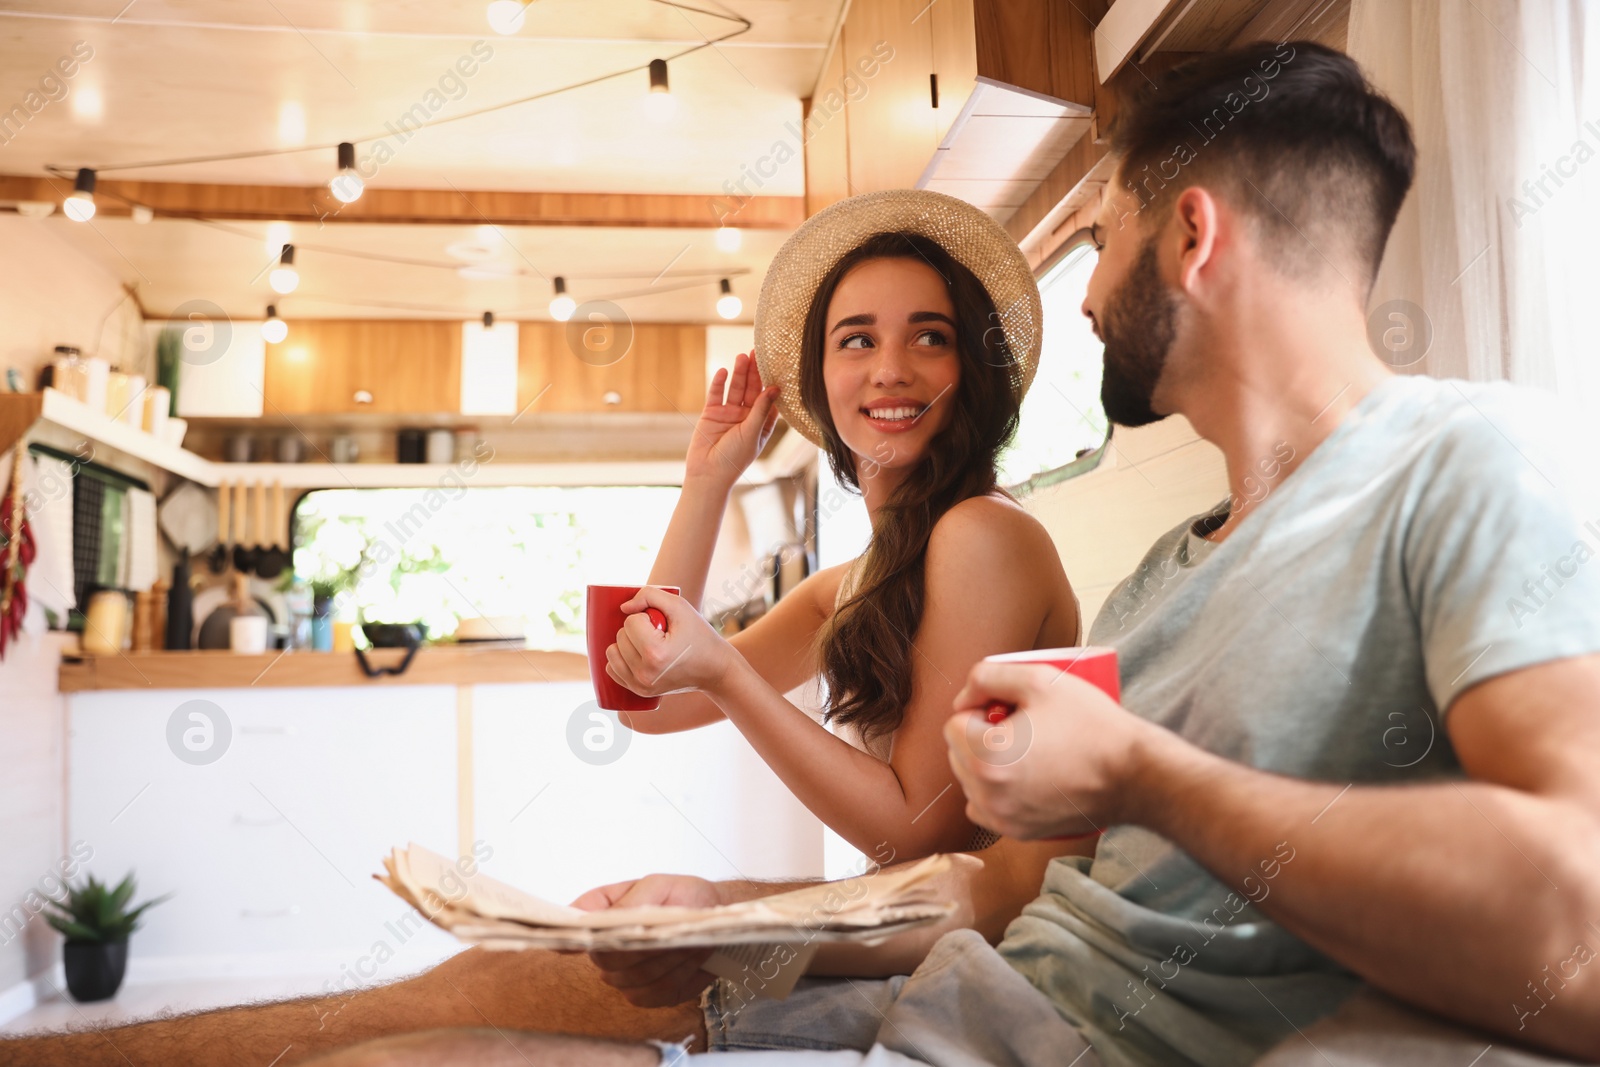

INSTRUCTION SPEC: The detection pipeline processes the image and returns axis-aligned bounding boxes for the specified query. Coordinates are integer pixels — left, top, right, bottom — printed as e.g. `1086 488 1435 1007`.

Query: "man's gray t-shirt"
996 375 1600 1066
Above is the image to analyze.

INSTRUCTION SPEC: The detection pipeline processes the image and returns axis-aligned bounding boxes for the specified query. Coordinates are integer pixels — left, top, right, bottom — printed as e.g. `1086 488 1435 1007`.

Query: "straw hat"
752 189 1043 449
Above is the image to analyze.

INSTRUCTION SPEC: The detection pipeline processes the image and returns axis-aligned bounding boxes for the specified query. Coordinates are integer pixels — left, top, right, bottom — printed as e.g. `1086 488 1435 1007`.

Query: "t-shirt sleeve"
1403 384 1600 714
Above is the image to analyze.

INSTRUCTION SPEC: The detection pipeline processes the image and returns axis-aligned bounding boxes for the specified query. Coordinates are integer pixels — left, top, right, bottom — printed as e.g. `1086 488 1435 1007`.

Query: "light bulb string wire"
287 272 729 317
40 161 751 303
42 0 750 178
199 215 752 278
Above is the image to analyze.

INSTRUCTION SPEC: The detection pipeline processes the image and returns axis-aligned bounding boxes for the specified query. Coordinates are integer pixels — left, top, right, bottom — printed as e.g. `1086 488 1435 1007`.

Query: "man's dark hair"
1109 40 1415 290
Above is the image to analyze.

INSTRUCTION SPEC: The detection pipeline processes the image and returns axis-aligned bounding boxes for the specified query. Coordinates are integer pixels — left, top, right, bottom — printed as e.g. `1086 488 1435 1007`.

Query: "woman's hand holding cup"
605 587 733 700
684 352 780 486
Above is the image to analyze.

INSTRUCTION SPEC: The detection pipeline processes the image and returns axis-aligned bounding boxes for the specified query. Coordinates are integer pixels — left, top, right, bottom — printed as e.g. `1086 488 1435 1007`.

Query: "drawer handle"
233 813 286 827
240 906 301 919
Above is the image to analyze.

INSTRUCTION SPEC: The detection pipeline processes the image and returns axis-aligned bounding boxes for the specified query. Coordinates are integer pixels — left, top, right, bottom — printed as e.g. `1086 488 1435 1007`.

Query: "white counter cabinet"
67 680 824 983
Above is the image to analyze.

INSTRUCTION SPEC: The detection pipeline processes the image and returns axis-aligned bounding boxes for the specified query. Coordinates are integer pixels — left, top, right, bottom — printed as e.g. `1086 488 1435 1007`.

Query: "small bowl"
361 623 427 648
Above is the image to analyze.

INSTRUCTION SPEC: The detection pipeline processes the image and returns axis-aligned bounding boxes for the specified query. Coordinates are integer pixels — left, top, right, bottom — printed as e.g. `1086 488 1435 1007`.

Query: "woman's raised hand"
685 352 780 484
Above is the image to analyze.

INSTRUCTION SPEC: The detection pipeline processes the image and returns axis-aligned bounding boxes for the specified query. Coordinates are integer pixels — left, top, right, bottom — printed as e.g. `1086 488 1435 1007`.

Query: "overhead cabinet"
262 320 461 415
807 0 1106 217
517 322 707 416
258 320 707 417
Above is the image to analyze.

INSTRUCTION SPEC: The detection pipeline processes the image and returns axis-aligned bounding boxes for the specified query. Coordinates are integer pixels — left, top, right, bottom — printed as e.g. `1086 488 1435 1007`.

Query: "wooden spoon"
232 481 257 573
208 479 231 574
256 480 289 579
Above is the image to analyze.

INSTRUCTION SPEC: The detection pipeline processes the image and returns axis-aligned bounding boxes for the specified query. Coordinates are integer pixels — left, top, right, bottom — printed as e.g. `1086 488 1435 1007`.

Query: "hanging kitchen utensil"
255 480 289 579
232 481 256 573
209 480 231 574
250 481 269 577
157 480 216 559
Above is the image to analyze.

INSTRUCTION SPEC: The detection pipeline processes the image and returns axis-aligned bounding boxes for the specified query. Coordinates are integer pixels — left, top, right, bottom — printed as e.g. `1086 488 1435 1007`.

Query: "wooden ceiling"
0 0 844 320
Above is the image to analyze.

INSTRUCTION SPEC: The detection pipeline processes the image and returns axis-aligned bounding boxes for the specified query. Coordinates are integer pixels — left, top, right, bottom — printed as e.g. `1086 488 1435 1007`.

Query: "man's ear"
1170 186 1222 296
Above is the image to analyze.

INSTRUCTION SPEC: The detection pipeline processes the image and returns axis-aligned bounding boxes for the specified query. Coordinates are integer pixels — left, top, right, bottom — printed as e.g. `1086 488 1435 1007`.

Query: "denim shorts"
680 929 1102 1067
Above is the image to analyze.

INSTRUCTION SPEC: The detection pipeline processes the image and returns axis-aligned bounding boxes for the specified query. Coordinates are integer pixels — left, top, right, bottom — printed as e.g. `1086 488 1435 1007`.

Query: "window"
997 238 1108 491
292 485 681 650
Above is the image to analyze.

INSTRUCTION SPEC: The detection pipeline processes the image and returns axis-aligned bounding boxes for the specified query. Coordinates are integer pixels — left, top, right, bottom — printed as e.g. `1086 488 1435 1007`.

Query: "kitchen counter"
57 645 589 691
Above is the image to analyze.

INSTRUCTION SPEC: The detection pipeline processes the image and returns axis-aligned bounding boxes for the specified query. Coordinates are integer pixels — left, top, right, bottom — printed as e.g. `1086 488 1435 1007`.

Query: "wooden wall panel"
264 320 461 414
517 322 706 416
804 43 854 216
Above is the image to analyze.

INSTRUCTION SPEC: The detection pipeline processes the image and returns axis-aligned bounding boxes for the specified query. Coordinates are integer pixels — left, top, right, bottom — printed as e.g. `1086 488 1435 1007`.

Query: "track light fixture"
329 142 364 203
645 58 675 119
260 305 288 344
64 168 96 222
549 277 576 322
269 244 300 294
716 277 741 320
486 0 528 35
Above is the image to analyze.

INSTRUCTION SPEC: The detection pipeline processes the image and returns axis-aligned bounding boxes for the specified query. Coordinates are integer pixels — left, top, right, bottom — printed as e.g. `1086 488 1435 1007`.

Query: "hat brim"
752 189 1043 450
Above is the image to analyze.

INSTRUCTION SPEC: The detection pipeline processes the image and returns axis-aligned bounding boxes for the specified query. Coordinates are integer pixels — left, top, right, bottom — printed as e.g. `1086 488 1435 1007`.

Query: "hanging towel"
125 486 158 592
23 453 76 628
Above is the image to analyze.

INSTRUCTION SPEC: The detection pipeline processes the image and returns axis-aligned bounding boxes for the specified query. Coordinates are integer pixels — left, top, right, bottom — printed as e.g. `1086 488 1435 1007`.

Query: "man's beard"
1099 236 1179 428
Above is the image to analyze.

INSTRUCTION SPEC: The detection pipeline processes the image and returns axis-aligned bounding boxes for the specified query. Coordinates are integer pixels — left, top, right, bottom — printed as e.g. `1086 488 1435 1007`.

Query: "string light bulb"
269 244 300 294
715 226 741 252
716 278 742 320
261 305 288 344
549 277 576 322
329 142 364 203
63 168 96 222
645 58 675 119
486 0 527 34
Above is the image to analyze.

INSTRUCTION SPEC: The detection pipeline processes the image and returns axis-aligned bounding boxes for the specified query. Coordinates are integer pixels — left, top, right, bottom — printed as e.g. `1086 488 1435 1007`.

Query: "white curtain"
1348 0 1598 405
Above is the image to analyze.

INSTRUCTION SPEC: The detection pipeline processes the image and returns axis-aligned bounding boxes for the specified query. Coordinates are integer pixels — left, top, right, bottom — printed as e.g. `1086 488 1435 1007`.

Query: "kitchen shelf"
214 460 692 489
58 645 590 691
0 388 219 486
2 389 812 490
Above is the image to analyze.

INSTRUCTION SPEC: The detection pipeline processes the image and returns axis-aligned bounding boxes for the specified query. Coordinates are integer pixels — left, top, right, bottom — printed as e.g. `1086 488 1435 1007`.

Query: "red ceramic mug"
980 645 1120 721
586 584 679 712
976 645 1120 841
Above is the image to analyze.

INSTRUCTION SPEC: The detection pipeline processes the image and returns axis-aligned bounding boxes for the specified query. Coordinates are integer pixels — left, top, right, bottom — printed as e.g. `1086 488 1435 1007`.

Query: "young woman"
606 190 1080 861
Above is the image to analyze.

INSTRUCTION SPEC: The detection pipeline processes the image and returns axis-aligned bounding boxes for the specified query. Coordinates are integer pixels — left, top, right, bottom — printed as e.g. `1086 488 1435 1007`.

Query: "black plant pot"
63 939 127 1002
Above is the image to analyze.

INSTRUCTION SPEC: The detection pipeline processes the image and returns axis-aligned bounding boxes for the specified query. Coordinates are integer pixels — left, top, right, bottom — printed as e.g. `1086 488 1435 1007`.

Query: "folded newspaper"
376 843 955 998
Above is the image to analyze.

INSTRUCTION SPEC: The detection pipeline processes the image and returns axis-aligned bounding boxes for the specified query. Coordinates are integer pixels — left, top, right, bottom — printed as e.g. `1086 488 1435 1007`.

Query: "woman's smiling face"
821 256 962 478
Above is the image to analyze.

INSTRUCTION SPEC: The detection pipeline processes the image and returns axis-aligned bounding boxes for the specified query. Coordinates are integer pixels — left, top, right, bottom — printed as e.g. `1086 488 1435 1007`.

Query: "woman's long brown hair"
800 231 1023 746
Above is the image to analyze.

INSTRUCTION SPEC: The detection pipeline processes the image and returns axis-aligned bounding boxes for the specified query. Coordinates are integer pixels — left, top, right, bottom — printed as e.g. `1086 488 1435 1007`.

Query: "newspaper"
375 843 955 998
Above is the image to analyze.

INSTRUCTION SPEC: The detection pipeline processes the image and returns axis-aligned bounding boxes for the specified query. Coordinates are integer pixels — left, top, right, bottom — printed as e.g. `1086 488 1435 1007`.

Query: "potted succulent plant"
43 873 169 1002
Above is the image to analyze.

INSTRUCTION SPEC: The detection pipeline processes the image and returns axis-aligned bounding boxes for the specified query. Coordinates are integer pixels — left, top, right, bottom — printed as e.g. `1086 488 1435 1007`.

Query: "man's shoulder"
1379 376 1564 473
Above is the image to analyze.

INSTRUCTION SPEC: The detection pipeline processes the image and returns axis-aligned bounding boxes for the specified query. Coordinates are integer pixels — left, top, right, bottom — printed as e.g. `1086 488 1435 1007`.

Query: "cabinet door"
930 0 978 146
471 683 822 905
264 320 462 414
517 322 705 415
68 687 460 969
842 0 941 192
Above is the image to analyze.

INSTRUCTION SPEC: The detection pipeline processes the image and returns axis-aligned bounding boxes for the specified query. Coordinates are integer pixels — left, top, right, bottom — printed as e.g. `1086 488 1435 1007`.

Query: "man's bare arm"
1124 655 1600 1059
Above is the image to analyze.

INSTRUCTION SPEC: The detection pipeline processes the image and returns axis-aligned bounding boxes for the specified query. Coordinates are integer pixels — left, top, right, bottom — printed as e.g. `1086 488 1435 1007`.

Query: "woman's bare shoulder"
928 493 1057 557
